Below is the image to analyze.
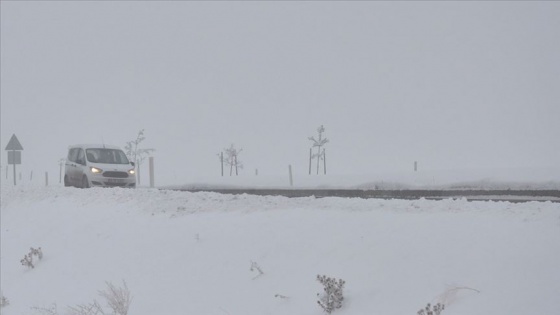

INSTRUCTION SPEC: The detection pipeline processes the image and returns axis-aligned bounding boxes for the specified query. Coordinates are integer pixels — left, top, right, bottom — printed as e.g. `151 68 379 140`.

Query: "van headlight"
128 169 136 175
90 167 103 174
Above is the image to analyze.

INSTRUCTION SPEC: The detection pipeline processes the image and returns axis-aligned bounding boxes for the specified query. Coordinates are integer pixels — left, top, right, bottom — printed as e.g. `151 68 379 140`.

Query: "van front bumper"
88 173 136 188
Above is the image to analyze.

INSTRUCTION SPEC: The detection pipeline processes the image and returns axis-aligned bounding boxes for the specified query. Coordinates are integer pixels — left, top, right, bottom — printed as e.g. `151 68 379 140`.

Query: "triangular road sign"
5 134 23 151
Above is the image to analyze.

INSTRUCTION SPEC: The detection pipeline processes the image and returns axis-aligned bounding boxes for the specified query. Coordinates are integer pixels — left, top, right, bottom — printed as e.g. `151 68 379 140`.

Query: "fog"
1 1 559 186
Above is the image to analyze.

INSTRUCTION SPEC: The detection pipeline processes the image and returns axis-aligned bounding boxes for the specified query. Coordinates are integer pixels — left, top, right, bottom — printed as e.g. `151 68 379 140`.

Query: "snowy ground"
1 185 560 315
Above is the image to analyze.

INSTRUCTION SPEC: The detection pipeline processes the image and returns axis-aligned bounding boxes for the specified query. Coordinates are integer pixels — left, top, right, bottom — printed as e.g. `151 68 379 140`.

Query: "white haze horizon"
1 2 559 187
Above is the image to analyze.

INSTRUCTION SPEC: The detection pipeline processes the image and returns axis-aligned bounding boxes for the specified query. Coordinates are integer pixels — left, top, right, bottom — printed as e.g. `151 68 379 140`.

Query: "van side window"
68 148 78 162
76 149 86 165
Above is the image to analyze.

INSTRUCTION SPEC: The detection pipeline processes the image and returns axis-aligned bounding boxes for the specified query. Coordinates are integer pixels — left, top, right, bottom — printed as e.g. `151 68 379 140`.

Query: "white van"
64 144 136 188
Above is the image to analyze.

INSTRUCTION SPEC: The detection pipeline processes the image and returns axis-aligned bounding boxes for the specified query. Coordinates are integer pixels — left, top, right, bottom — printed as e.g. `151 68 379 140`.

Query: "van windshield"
86 149 130 164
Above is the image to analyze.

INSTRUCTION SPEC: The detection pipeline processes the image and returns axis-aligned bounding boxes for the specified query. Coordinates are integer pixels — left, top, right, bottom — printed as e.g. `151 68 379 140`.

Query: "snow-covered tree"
308 125 329 175
125 129 155 185
224 144 243 176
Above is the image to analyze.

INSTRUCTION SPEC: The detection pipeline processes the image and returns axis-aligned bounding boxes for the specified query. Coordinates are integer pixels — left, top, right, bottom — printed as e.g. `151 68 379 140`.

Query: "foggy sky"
1 1 559 186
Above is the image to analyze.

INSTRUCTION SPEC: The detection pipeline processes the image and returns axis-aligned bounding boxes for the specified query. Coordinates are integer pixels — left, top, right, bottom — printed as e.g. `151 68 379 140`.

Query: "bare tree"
308 125 329 175
224 144 243 176
125 129 155 185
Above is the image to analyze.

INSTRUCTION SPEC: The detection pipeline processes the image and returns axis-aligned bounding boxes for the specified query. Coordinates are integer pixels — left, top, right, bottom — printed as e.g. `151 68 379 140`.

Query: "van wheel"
81 176 89 189
64 175 70 187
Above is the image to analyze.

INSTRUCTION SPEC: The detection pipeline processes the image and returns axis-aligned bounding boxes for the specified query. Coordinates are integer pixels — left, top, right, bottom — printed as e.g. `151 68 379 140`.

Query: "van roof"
68 144 123 150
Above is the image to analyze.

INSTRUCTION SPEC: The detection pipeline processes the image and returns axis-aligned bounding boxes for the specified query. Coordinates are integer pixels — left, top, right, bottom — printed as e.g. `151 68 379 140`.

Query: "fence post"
149 156 155 188
289 165 293 187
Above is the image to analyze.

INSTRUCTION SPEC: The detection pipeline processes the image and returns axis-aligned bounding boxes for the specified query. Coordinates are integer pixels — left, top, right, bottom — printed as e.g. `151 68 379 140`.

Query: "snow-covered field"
1 186 559 315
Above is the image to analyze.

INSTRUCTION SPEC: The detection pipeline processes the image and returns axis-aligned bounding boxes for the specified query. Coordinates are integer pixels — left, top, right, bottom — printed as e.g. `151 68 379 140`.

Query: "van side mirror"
130 162 135 167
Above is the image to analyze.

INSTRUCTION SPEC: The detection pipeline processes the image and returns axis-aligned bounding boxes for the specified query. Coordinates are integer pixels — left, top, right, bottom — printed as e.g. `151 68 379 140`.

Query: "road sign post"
13 151 16 185
5 134 23 186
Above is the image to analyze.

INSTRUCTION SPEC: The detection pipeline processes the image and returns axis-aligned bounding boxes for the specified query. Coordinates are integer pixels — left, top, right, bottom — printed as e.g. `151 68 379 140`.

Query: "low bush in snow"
250 261 264 280
20 247 43 269
98 281 132 315
68 281 132 315
31 281 131 315
67 300 105 315
316 275 345 313
0 294 9 307
416 286 479 315
417 303 445 315
31 303 58 315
